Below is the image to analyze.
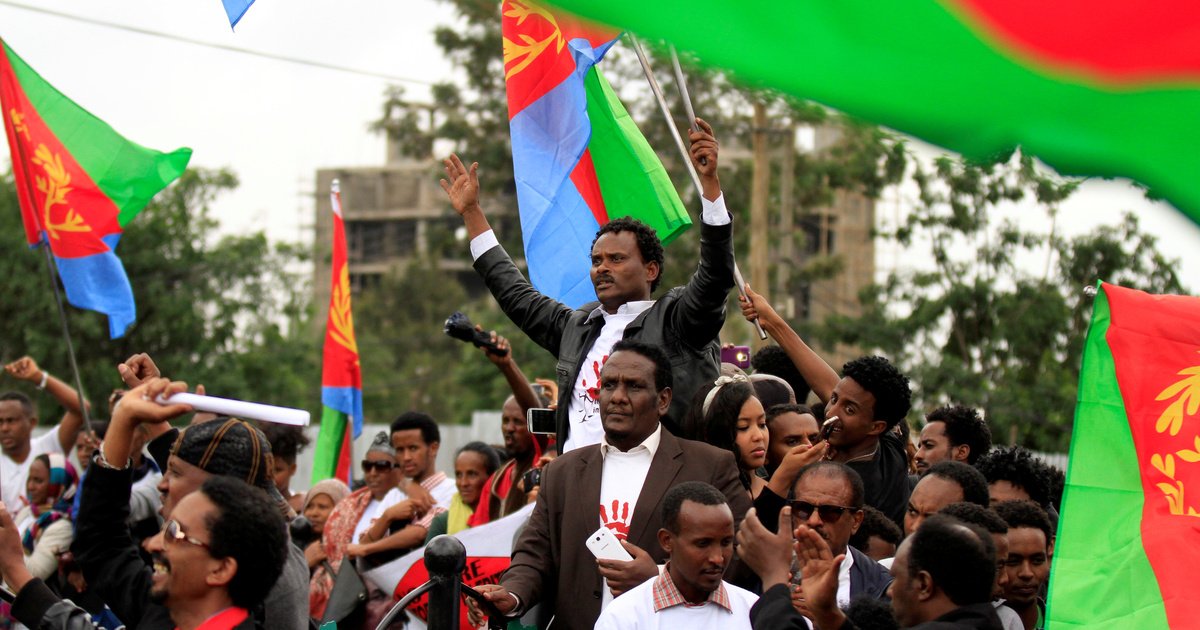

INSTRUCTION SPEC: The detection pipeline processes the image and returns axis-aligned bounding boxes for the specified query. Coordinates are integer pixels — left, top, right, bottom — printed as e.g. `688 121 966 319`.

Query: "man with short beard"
0 476 286 630
73 377 309 629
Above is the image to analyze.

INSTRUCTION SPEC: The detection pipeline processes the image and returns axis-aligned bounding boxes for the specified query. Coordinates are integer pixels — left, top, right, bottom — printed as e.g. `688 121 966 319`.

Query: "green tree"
0 169 318 419
817 154 1186 451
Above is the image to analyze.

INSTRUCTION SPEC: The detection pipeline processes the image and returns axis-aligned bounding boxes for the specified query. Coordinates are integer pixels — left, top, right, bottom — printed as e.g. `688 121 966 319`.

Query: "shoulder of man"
848 547 893 598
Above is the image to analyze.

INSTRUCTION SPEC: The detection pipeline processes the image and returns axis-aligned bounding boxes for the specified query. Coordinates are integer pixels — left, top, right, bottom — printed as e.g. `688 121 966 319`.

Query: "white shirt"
597 425 662 609
351 487 405 544
1 428 64 516
595 575 762 630
836 545 856 608
414 472 457 528
468 195 733 453
562 300 655 452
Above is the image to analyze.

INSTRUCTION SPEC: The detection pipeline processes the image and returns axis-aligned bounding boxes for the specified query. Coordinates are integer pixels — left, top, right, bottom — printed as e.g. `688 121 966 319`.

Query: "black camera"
443 311 507 356
522 467 542 492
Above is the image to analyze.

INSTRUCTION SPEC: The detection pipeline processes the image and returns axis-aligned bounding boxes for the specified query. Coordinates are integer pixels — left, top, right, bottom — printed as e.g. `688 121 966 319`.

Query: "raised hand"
793 524 847 629
112 378 192 427
688 117 721 199
734 507 794 588
440 154 481 217
117 353 162 388
3 356 42 383
738 283 782 327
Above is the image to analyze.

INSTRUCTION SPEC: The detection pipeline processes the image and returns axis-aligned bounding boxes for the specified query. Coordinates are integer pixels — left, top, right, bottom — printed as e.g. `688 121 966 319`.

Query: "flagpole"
630 36 768 340
8 127 94 428
34 237 93 428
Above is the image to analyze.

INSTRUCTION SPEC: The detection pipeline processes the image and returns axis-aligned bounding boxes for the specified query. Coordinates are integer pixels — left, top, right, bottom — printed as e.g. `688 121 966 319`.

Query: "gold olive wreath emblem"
502 1 566 80
31 144 91 240
330 264 359 360
1151 358 1200 516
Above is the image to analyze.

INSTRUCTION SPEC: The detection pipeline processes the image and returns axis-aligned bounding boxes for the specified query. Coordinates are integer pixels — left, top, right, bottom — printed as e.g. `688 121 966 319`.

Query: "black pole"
424 535 467 630
35 238 92 428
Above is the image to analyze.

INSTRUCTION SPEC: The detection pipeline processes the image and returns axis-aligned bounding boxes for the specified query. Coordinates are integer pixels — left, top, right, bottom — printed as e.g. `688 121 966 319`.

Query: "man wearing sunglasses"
0 475 287 630
789 462 892 616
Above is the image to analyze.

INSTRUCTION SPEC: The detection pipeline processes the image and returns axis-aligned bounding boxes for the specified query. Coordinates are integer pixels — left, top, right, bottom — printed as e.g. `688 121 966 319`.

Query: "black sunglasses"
361 460 397 473
789 500 859 523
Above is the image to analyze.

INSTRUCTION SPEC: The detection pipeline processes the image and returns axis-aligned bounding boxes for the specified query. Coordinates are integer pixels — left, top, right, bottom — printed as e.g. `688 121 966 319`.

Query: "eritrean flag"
0 39 191 338
503 1 690 308
312 180 363 485
1049 283 1200 627
543 0 1200 225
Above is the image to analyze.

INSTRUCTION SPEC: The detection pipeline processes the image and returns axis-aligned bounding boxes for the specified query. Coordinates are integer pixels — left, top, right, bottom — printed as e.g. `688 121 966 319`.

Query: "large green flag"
545 0 1200 225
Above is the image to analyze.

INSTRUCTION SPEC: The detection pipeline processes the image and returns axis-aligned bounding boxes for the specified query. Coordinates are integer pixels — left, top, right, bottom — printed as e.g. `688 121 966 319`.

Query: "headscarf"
23 453 78 553
366 430 395 457
303 479 351 515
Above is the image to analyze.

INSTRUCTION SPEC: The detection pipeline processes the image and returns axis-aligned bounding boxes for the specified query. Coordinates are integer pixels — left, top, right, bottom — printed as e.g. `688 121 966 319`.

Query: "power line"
0 0 433 86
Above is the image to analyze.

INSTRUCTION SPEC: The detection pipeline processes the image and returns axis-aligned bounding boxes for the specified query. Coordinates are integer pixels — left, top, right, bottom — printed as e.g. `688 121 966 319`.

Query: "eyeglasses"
163 519 209 549
361 459 397 473
789 500 859 523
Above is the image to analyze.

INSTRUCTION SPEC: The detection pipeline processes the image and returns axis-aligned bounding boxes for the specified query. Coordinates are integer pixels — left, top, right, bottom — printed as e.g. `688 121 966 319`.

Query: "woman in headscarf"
301 479 351 571
309 431 412 621
15 453 78 582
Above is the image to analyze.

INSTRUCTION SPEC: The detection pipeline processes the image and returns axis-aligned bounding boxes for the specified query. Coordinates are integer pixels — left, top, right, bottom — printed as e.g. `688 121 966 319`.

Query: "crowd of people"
0 120 1068 629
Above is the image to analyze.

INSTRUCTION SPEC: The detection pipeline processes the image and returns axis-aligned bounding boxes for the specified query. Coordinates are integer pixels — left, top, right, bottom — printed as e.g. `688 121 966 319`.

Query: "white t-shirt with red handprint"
562 300 654 454
597 425 661 610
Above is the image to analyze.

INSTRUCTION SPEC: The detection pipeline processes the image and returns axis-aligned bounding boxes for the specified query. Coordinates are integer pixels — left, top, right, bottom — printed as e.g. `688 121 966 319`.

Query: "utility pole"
750 101 770 348
776 123 796 318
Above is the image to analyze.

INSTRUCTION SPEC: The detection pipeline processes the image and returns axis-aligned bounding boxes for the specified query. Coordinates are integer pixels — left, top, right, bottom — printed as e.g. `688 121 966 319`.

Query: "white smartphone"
585 526 633 562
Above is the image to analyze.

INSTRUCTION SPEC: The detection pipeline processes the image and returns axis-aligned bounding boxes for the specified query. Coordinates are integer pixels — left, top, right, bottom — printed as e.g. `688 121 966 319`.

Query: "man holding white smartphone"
473 341 751 630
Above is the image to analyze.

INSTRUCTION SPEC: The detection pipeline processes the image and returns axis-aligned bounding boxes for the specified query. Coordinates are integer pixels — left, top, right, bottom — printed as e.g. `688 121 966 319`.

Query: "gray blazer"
500 428 752 630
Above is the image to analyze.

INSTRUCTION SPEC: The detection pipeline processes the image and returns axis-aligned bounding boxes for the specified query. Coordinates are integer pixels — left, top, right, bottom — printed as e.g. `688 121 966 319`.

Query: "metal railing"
375 535 508 630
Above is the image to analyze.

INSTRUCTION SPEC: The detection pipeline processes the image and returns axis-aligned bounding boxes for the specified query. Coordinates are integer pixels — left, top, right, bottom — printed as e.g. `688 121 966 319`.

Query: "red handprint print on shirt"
581 354 609 404
599 499 632 540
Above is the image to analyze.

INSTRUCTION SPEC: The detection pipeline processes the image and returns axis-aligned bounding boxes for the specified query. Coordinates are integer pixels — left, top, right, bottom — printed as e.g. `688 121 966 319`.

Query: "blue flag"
222 0 256 29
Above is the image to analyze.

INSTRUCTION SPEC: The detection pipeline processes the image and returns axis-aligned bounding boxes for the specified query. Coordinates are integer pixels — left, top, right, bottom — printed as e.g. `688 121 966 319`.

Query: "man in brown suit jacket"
476 340 752 630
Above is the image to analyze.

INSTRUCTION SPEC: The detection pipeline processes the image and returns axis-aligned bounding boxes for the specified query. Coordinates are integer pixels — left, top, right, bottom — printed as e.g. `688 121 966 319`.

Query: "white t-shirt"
836 545 856 608
563 301 655 453
1 428 64 516
414 472 457 529
598 426 661 609
595 576 763 630
351 487 405 544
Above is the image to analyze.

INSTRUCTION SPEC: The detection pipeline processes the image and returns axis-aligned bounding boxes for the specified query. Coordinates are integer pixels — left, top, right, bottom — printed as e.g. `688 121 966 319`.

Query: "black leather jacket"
473 219 735 446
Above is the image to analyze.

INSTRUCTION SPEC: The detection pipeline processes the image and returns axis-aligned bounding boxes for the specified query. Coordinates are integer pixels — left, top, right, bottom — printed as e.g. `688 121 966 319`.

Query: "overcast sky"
2 0 1197 288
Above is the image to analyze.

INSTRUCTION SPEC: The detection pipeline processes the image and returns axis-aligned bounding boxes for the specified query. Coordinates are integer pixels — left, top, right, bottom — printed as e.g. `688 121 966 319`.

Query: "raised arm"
3 357 88 454
672 118 737 347
441 153 574 355
441 154 493 240
479 328 542 413
739 284 840 402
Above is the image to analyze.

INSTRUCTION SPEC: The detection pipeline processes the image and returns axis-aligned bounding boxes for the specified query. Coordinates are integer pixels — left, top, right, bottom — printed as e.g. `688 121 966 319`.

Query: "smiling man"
73 377 309 630
475 341 750 630
595 482 758 630
441 119 735 453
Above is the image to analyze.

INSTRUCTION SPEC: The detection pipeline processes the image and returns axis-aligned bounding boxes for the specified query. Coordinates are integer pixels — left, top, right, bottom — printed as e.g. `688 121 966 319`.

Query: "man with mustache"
441 119 735 452
72 377 310 629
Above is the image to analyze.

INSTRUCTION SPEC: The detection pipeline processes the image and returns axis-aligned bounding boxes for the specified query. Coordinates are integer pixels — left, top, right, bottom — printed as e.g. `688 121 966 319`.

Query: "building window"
800 213 837 255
